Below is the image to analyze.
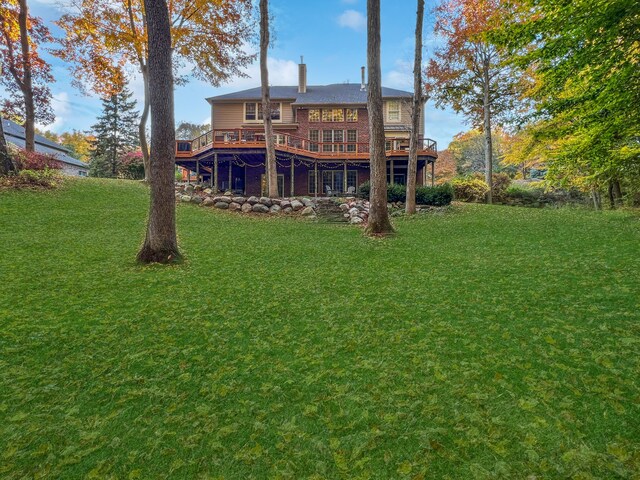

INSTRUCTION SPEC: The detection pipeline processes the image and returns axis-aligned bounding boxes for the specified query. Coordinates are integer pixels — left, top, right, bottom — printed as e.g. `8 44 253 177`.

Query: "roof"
207 83 413 106
2 118 89 169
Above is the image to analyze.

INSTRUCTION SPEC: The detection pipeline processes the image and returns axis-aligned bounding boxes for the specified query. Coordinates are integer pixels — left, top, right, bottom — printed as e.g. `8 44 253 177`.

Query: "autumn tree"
405 0 425 215
426 0 524 203
0 0 54 151
175 121 209 140
90 86 139 177
136 0 180 264
56 0 254 181
365 0 394 235
259 0 278 197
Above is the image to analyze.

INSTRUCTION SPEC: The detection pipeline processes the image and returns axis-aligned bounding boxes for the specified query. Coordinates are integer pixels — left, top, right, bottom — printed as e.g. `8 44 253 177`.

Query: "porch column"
228 159 233 192
209 160 214 188
196 159 200 184
423 162 427 185
343 161 347 194
290 159 295 196
314 160 318 198
431 161 435 187
213 153 218 192
390 159 394 184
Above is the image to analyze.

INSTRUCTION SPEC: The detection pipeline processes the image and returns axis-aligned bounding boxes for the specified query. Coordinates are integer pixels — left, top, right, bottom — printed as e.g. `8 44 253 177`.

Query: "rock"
215 201 229 209
185 185 195 194
247 196 260 205
203 188 213 195
241 202 253 213
269 204 281 214
201 197 216 207
252 203 270 213
194 185 203 192
271 198 281 206
180 195 192 202
282 207 293 214
232 196 246 204
213 196 231 203
301 206 315 216
191 196 203 204
339 203 349 211
350 216 364 224
228 202 241 211
259 196 272 207
302 198 314 207
291 200 304 211
348 207 360 216
224 190 232 196
280 200 292 209
344 213 350 218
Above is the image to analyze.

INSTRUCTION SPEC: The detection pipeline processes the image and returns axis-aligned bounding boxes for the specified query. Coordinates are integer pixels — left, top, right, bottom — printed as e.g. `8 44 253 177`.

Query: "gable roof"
207 83 413 106
2 118 88 169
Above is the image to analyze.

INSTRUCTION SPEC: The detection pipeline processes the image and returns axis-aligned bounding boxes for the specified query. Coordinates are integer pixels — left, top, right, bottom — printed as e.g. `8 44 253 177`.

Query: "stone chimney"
298 56 307 94
360 66 366 91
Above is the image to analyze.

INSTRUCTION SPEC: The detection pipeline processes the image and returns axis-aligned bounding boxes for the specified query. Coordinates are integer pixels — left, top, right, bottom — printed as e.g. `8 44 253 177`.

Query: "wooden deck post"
314 160 318 198
213 153 218 192
390 159 394 184
431 161 435 187
343 161 347 193
196 159 200 184
290 159 295 196
228 159 232 192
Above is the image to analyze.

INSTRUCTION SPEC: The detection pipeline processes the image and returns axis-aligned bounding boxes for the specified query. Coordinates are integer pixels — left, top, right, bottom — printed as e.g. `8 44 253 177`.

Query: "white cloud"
337 10 366 31
219 57 299 90
384 59 414 90
37 92 72 132
342 0 359 4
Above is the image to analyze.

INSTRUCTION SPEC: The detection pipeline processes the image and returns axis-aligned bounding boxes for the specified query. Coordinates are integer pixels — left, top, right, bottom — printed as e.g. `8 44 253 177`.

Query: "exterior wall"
295 107 370 146
61 163 88 177
212 101 295 130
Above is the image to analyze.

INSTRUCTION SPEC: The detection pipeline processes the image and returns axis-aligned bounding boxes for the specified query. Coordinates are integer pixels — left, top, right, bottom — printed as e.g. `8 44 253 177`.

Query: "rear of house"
175 62 437 196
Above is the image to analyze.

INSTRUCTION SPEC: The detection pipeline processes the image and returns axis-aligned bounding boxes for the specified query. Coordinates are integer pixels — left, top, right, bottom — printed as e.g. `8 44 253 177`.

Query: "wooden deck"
176 128 438 161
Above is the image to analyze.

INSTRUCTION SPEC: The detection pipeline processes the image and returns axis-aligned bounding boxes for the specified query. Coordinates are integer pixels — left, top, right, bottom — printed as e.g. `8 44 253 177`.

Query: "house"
2 118 89 177
175 62 437 196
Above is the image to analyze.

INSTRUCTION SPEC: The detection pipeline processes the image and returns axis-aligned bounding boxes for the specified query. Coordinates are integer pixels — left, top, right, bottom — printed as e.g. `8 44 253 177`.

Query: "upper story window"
322 108 344 122
245 102 281 122
346 109 358 122
387 101 401 122
309 109 320 122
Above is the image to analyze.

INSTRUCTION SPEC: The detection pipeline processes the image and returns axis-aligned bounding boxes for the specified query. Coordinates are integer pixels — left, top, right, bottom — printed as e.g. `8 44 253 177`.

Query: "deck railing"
176 128 438 159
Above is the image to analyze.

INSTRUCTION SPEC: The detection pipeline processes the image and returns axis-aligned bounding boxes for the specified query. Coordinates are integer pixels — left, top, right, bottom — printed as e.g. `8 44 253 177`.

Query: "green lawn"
1 178 639 479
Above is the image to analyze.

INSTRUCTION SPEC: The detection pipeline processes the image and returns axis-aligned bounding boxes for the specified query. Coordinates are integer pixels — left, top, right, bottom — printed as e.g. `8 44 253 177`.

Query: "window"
261 174 284 196
78 170 87 177
387 101 401 122
309 129 319 152
321 170 358 194
308 170 316 194
321 108 344 122
245 102 281 122
322 129 345 152
346 108 358 122
309 109 320 122
346 130 357 152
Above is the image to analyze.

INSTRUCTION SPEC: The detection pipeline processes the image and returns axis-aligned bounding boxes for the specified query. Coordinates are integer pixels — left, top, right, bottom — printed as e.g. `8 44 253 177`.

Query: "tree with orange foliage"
55 0 254 181
0 0 54 151
426 0 524 203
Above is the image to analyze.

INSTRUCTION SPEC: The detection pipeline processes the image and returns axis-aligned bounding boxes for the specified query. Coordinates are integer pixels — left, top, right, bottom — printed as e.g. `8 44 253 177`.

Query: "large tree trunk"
482 57 493 204
112 93 118 176
137 0 180 264
259 0 278 198
0 119 14 175
365 0 394 235
18 0 35 152
405 0 424 215
139 65 151 181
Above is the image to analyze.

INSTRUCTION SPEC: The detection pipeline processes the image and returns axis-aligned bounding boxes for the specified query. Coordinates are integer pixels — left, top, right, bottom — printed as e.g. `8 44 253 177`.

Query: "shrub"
387 183 406 203
117 151 145 180
504 184 542 201
0 168 62 190
11 148 62 171
416 183 454 206
492 172 512 201
451 177 490 202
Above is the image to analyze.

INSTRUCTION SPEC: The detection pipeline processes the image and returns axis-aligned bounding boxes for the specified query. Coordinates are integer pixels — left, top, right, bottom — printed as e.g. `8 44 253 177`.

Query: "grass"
1 178 639 479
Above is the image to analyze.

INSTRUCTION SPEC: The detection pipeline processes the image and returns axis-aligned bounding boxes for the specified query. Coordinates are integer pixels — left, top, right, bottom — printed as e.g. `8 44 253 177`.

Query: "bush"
451 177 490 202
416 183 454 206
0 168 62 190
387 183 406 202
11 148 62 171
491 172 512 201
504 184 542 201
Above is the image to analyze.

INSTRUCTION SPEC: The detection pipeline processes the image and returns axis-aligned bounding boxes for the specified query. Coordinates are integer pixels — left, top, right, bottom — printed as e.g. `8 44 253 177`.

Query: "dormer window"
244 102 281 122
387 101 401 122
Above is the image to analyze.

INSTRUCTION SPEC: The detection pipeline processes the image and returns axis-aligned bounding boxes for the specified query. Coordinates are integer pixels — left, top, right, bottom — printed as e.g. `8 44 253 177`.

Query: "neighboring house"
175 62 437 196
2 118 89 177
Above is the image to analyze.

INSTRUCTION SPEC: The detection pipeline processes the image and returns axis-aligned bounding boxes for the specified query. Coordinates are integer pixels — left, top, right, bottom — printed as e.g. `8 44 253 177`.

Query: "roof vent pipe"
360 66 366 91
298 56 307 94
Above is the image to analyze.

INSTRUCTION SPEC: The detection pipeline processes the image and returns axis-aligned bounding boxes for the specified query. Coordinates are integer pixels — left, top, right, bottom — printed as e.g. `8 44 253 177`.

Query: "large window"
308 170 316 194
309 129 319 152
309 109 320 122
387 101 401 122
346 108 358 122
322 129 345 152
346 130 357 152
321 170 358 194
245 102 281 122
322 108 344 122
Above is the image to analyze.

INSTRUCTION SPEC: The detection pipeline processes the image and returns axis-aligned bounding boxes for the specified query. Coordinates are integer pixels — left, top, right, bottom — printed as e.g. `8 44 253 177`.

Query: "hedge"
357 181 453 206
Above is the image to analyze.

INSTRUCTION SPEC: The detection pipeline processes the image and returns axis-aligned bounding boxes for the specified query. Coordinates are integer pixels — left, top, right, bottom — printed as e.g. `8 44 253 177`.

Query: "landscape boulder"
215 201 229 209
190 196 203 204
232 196 246 204
180 195 192 202
291 200 304 211
259 196 272 207
301 206 315 216
280 200 292 209
269 204 282 214
201 197 216 207
252 204 270 213
213 196 231 203
228 202 241 211
247 196 260 205
241 202 253 213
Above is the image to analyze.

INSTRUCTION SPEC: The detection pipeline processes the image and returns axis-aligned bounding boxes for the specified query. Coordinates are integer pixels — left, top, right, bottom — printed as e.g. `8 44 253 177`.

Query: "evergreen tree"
90 87 139 177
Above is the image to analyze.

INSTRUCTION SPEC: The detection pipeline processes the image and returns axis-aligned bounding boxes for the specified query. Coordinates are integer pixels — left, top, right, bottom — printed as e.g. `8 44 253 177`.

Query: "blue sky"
25 0 467 149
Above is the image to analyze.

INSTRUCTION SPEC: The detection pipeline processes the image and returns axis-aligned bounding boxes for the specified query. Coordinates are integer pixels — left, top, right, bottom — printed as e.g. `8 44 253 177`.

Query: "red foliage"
12 148 62 171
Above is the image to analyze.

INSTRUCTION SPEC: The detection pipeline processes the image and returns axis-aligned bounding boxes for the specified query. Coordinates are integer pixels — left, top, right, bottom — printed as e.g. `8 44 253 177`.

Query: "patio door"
261 174 284 197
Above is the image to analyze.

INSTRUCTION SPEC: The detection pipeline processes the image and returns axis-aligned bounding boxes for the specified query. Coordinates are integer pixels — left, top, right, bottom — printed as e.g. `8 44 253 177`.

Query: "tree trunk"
137 0 180 264
18 0 35 152
612 178 623 206
591 186 601 211
365 0 394 235
139 65 151 181
259 0 278 198
112 93 118 176
607 180 615 209
0 119 14 175
405 0 424 215
482 57 493 204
